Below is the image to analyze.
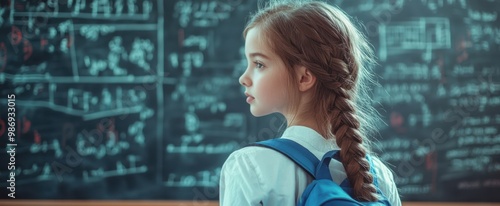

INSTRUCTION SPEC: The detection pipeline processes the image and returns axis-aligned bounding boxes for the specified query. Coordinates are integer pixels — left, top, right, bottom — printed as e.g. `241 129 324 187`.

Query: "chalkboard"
0 0 498 202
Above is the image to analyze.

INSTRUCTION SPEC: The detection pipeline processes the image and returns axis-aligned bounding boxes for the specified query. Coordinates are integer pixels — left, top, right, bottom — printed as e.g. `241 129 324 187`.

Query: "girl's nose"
239 70 251 87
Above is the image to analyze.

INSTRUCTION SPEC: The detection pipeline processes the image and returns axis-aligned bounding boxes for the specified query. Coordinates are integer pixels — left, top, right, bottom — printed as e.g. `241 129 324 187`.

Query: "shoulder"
227 146 275 160
221 144 303 184
369 156 402 206
219 146 280 205
220 145 306 205
369 156 395 185
222 145 289 173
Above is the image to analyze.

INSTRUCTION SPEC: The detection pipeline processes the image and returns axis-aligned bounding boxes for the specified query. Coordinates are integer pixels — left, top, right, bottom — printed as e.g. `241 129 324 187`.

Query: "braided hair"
244 0 380 201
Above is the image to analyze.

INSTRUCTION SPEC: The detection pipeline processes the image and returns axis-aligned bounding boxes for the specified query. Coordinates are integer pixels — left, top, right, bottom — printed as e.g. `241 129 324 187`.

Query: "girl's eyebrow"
249 52 270 59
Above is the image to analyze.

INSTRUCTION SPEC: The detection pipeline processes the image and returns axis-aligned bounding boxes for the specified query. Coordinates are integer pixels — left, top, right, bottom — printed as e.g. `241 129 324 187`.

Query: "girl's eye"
254 61 264 69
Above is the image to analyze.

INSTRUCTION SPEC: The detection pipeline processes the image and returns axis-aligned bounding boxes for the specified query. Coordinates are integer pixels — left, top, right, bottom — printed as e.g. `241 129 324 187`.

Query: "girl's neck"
284 91 331 138
286 115 329 139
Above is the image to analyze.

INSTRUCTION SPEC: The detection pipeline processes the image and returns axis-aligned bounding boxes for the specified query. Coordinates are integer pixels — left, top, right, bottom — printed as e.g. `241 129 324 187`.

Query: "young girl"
220 1 401 205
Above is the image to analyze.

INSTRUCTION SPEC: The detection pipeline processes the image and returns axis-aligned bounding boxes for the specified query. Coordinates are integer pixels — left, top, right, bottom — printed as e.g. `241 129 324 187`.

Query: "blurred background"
0 0 499 204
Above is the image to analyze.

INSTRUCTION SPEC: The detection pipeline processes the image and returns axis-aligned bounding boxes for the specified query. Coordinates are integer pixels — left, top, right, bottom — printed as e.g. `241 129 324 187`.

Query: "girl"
220 1 401 205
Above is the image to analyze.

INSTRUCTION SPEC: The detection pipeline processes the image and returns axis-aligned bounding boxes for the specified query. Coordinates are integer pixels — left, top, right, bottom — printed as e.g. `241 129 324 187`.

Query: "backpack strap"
366 155 379 187
250 138 319 178
251 139 391 204
335 154 380 188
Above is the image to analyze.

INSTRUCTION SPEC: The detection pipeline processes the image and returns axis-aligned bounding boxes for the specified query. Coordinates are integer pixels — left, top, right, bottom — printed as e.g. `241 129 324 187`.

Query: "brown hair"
244 0 381 201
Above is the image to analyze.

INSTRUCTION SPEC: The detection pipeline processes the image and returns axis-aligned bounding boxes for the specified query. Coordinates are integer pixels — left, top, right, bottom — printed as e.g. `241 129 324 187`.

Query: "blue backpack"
252 138 391 206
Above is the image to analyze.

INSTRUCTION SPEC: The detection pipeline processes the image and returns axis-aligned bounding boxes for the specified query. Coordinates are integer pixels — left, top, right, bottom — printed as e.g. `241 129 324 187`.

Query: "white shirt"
219 125 401 206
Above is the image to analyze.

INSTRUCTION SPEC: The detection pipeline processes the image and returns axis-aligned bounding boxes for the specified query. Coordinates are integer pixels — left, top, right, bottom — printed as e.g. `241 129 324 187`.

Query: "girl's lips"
244 92 254 103
246 96 255 103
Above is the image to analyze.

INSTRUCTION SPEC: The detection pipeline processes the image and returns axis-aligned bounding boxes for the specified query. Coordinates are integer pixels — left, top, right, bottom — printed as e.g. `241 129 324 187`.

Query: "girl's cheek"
252 73 261 85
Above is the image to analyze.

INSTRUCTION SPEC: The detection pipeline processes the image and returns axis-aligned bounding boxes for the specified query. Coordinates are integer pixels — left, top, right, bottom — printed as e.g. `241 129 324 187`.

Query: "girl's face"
239 27 291 117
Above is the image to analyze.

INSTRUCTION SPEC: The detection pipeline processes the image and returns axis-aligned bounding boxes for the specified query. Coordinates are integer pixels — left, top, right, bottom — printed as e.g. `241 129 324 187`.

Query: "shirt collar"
281 125 340 152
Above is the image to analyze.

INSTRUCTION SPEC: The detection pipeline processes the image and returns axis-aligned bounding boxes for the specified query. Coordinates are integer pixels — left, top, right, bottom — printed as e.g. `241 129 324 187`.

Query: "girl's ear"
296 66 316 92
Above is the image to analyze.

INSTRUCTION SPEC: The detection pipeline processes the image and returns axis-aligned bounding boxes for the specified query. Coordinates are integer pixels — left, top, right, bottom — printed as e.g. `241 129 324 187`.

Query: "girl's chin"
250 106 273 117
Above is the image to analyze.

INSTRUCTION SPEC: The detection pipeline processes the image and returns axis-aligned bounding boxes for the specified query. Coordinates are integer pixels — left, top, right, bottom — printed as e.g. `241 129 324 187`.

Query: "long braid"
322 58 378 201
332 89 377 201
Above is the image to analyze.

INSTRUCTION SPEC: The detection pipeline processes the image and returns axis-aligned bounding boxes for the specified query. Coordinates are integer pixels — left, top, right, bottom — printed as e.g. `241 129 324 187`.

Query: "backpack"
251 138 391 206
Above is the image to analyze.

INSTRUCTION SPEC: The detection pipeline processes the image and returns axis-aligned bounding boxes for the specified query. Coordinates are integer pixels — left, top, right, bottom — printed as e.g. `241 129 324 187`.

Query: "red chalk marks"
0 42 6 72
425 152 436 170
10 26 22 46
0 115 45 145
455 34 470 63
0 119 5 137
426 151 438 192
390 111 404 127
97 118 118 142
22 116 31 134
40 38 48 49
34 130 41 144
390 111 407 133
66 35 73 48
17 116 41 144
23 39 33 61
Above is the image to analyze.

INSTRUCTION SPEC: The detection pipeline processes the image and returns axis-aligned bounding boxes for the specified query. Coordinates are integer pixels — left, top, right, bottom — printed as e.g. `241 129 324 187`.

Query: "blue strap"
252 139 380 187
366 155 379 187
315 150 339 180
251 138 319 178
251 139 390 204
336 154 380 188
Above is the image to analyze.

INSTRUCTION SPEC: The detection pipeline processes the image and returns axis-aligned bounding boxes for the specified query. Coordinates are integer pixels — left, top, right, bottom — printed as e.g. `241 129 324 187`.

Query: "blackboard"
0 0 499 202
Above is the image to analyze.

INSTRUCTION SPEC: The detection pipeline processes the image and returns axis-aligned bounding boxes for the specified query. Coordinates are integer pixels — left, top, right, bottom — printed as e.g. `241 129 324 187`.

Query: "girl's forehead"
244 27 274 58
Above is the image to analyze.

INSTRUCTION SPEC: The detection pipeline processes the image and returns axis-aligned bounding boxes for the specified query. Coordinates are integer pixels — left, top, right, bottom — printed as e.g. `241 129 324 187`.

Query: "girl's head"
239 0 381 201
